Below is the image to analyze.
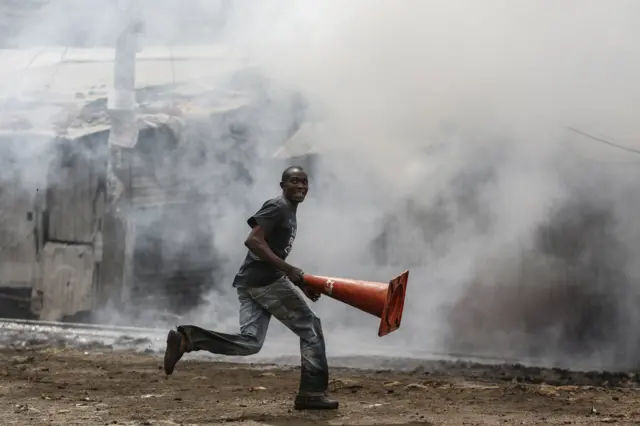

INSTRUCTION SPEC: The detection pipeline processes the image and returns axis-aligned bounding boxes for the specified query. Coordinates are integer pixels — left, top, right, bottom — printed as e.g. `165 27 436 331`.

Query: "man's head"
280 166 309 204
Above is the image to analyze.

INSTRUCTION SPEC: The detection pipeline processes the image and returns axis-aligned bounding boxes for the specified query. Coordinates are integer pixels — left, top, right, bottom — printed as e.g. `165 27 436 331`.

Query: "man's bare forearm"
245 238 294 273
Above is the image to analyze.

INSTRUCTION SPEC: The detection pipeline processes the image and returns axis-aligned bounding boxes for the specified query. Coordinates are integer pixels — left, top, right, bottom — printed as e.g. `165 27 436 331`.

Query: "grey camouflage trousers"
178 277 329 394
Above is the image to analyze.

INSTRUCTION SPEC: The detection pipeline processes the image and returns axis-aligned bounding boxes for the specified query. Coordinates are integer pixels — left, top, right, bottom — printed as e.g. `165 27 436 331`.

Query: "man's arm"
245 204 318 299
244 225 297 275
245 226 314 297
243 201 303 283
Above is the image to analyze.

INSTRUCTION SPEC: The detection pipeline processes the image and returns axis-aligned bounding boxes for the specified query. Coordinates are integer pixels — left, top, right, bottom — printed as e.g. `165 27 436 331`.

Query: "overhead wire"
0 46 46 115
562 126 640 166
47 45 68 89
565 126 640 158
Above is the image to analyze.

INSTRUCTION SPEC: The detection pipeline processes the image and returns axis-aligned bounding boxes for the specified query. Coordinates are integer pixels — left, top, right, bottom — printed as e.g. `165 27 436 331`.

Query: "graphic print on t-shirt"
284 217 297 256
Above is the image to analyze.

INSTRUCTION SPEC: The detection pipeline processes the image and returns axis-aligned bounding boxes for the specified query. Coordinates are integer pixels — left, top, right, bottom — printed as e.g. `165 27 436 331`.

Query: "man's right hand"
286 266 305 286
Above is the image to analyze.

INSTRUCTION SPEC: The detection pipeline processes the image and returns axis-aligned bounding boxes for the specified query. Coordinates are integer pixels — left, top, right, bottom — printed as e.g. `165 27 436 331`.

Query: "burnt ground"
2 344 640 425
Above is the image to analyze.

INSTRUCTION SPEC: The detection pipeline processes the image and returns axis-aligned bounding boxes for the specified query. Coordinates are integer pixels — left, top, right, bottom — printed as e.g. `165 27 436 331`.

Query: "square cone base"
378 270 409 337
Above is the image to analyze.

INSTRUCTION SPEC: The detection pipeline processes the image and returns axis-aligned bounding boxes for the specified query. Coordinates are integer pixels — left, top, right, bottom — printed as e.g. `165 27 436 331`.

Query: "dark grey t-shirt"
232 195 298 288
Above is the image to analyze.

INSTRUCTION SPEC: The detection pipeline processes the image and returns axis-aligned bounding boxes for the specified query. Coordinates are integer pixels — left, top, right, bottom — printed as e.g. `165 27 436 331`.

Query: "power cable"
0 46 45 115
47 46 68 89
565 126 640 157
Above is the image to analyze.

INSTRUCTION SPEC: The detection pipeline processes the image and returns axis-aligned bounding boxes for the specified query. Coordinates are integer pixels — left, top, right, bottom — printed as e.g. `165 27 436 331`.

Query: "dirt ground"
1 345 640 425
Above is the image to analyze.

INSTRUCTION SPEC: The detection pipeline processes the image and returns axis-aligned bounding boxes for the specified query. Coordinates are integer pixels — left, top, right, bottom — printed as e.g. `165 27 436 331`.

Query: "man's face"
282 170 309 203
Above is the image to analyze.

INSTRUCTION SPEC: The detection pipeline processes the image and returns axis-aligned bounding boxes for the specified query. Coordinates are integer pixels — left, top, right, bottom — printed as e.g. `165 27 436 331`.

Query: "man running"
163 166 339 410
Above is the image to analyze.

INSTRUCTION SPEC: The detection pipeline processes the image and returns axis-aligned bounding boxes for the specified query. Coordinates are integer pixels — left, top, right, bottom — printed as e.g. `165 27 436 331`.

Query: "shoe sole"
294 404 339 410
163 330 183 375
294 400 339 410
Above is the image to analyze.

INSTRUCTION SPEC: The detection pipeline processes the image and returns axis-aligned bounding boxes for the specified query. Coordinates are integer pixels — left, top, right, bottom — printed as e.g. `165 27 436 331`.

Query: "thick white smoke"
213 0 640 369
3 0 640 369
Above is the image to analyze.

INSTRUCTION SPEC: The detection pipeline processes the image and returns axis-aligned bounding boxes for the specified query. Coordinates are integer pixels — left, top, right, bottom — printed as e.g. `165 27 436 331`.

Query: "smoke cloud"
3 0 640 370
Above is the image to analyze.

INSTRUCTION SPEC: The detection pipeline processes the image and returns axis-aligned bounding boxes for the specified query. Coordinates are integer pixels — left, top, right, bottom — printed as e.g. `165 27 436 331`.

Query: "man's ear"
279 181 284 189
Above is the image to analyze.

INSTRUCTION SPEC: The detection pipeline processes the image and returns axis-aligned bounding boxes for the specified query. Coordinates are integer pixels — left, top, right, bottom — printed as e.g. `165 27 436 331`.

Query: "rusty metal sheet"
0 180 41 289
35 243 95 321
46 139 105 244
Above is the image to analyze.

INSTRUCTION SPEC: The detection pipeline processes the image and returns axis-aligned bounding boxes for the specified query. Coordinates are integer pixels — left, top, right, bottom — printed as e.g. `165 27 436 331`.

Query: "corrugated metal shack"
0 46 307 322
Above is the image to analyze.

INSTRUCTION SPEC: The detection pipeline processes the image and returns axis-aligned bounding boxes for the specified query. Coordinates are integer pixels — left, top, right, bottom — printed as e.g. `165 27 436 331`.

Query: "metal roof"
0 45 248 99
0 45 256 141
0 44 311 162
272 122 330 159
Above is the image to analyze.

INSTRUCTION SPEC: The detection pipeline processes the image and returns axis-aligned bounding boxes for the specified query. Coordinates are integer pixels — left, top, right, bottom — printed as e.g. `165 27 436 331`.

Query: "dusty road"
2 344 640 425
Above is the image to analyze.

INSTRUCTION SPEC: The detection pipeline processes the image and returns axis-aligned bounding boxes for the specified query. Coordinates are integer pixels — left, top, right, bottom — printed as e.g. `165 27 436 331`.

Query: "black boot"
163 328 189 375
294 392 339 410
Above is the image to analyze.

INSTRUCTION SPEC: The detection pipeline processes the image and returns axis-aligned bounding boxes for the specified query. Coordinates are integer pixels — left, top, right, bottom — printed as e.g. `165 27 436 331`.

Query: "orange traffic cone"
303 270 409 337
